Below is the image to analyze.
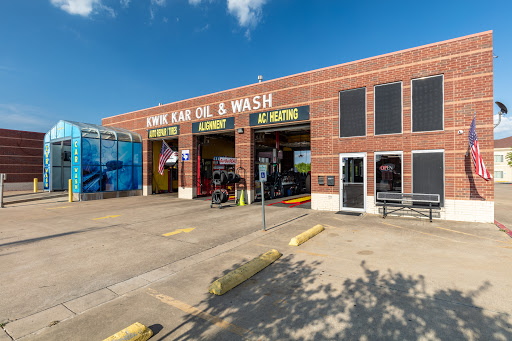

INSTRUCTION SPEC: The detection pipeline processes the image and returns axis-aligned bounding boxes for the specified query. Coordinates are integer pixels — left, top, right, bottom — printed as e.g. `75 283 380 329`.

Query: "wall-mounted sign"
148 125 179 139
146 94 273 127
214 157 237 165
192 117 235 134
249 105 310 126
71 138 81 193
181 150 190 161
72 166 81 193
43 143 50 190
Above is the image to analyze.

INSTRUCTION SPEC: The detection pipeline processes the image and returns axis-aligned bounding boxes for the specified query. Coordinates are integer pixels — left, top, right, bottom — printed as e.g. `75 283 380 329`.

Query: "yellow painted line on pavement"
93 215 121 220
434 226 512 244
147 288 250 337
282 195 311 204
162 228 195 237
497 245 512 249
46 206 71 210
296 250 328 257
381 222 464 243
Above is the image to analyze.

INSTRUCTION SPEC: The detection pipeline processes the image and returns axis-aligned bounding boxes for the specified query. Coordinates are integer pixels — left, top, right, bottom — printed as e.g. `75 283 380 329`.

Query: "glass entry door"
340 153 367 211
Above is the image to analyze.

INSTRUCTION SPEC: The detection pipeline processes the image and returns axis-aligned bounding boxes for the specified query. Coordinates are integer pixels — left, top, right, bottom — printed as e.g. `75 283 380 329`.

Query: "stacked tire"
212 170 240 185
212 189 229 205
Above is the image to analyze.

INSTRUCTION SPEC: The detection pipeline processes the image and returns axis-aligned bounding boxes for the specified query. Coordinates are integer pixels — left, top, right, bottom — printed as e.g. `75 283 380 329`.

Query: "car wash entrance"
194 117 237 198
251 106 311 208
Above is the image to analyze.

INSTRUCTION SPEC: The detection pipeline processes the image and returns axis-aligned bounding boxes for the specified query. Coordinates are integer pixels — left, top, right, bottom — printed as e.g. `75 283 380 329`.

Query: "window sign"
376 153 402 200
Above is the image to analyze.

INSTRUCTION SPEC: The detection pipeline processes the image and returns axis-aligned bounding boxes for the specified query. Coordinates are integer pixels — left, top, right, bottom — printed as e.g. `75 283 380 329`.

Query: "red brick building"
0 128 44 191
103 31 494 222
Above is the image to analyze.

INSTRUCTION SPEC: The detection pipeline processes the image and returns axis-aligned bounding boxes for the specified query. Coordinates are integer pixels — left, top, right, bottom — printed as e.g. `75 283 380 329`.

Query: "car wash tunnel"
44 120 143 201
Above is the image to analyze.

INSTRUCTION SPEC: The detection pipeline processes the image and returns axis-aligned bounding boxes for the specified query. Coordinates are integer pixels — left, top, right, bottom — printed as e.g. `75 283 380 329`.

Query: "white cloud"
494 114 512 139
188 0 202 5
51 0 98 16
149 0 166 21
195 23 210 32
50 0 115 17
120 0 130 7
0 104 54 133
227 0 266 28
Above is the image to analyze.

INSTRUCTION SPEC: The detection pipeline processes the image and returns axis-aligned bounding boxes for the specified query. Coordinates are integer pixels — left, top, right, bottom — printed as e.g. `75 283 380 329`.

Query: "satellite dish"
496 101 508 115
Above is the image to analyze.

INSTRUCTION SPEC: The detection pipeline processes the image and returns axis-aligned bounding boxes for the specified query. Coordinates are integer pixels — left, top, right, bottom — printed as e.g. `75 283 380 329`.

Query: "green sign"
192 117 235 133
148 125 180 139
249 105 310 126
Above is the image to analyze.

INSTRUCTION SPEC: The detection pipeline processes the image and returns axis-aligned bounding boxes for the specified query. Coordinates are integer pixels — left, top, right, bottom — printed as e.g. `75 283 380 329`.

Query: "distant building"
494 136 512 182
0 128 44 191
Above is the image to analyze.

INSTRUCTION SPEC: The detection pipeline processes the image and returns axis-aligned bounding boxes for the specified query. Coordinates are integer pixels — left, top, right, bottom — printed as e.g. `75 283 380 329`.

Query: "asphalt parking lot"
0 189 511 340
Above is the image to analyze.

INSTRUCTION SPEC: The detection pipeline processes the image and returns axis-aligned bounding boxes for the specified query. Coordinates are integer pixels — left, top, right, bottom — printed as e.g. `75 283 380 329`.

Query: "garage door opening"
197 131 236 198
152 139 179 194
254 124 311 207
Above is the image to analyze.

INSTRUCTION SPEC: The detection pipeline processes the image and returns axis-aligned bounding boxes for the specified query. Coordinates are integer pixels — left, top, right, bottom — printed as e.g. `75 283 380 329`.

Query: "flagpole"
465 112 476 157
162 139 170 149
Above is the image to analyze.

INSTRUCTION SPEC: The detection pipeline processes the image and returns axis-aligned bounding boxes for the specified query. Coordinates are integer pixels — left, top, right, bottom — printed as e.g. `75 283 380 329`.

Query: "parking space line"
92 215 121 220
46 206 71 210
162 228 195 237
381 222 464 243
295 250 328 257
146 288 250 337
434 226 512 244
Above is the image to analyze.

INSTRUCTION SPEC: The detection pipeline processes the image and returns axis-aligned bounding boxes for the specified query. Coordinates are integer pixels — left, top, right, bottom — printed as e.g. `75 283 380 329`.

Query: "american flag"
469 116 492 181
158 141 173 175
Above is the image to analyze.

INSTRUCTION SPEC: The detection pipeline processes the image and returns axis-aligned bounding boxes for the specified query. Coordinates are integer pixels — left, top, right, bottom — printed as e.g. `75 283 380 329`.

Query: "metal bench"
376 192 440 222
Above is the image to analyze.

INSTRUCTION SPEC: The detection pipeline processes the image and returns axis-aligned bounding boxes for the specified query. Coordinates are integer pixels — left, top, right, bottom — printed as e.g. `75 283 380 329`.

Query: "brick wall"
103 31 494 212
0 128 44 186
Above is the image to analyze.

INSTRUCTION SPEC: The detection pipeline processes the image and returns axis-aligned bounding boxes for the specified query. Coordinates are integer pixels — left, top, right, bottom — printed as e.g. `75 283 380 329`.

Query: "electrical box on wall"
327 176 335 186
318 176 324 185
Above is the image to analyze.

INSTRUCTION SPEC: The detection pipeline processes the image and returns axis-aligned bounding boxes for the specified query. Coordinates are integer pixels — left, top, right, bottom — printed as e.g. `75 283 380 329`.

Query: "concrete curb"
209 249 282 295
289 224 325 246
103 322 153 341
495 220 512 238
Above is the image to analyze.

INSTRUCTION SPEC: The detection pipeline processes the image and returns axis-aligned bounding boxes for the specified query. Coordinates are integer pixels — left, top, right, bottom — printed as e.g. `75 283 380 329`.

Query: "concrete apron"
6 210 512 340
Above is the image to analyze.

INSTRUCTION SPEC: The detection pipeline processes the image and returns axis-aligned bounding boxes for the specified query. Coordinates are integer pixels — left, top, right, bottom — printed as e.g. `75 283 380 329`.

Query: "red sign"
216 157 237 165
380 164 395 172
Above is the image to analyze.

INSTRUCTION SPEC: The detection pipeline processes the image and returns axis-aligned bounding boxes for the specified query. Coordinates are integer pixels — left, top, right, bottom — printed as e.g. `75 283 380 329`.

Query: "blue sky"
1 0 511 139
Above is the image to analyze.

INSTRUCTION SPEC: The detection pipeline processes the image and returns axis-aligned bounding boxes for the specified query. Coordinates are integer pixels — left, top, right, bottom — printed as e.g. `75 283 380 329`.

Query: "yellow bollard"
68 179 73 202
34 178 38 193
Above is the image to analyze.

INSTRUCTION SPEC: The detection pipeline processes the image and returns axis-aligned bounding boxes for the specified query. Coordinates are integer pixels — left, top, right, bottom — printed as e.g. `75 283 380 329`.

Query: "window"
340 87 366 137
495 171 504 179
375 153 402 200
412 150 444 206
374 82 402 135
412 75 443 132
495 155 504 163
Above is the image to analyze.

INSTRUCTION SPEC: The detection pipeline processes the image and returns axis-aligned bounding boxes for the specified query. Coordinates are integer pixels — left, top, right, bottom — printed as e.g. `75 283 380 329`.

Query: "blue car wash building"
44 120 143 201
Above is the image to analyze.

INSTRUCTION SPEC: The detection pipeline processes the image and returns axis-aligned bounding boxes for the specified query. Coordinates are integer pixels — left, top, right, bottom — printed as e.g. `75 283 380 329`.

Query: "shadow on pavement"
0 224 120 249
165 256 512 340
